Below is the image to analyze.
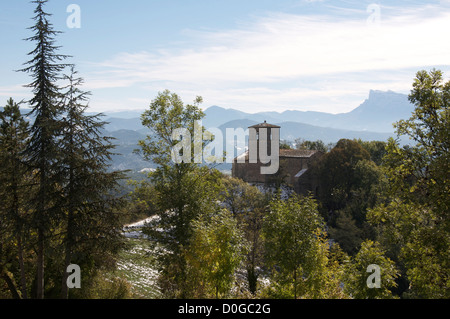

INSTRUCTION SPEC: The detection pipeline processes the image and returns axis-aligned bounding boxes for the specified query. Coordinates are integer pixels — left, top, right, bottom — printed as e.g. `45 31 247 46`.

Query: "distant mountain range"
100 89 414 135
201 90 413 133
1 90 414 171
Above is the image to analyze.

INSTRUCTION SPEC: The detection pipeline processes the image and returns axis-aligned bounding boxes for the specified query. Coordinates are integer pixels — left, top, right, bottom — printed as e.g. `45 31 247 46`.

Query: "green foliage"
368 69 450 298
328 211 364 256
143 166 224 251
387 69 449 213
262 195 342 299
70 271 133 299
124 179 157 224
314 139 384 255
0 98 32 299
20 0 72 229
0 98 30 231
138 90 214 251
279 140 292 149
184 209 249 299
221 177 269 295
138 90 204 167
356 140 388 166
328 159 387 254
58 66 127 299
295 138 330 152
18 0 72 299
142 165 225 298
342 240 399 299
0 1 127 299
316 139 371 211
138 90 226 298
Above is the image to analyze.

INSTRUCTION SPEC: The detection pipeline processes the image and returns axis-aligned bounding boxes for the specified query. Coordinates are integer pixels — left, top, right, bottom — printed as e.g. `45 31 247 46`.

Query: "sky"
1 0 450 114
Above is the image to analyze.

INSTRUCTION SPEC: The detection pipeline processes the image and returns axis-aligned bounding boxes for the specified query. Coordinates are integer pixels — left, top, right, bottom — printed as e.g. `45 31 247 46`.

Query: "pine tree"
58 67 126 299
18 0 71 299
0 98 30 299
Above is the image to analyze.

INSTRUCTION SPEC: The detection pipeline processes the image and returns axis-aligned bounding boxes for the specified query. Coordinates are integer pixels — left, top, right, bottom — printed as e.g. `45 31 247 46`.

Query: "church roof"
234 149 320 161
249 121 281 129
280 149 319 158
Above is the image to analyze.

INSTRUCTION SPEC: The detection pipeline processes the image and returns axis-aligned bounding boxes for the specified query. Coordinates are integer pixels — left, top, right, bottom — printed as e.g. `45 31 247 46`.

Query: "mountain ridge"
2 90 413 134
201 90 413 133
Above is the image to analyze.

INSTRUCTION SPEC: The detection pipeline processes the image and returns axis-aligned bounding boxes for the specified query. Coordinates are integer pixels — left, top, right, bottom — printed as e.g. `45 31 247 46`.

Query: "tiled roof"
249 121 281 129
234 149 320 161
280 149 319 158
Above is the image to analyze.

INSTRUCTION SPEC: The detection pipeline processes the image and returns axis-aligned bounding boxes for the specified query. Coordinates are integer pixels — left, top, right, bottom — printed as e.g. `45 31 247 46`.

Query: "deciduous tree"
342 240 399 299
368 69 450 298
184 209 248 298
138 90 224 297
221 176 268 295
263 195 335 298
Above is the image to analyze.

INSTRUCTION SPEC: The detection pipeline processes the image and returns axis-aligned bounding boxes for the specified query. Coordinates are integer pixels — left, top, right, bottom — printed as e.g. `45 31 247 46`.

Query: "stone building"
232 121 324 195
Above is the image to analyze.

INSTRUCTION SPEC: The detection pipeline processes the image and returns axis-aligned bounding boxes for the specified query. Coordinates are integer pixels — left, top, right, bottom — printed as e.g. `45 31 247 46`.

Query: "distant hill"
108 129 153 172
103 117 144 132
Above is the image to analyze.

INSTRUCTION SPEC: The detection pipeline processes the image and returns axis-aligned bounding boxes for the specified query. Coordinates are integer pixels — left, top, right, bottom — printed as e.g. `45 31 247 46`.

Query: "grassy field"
112 237 161 299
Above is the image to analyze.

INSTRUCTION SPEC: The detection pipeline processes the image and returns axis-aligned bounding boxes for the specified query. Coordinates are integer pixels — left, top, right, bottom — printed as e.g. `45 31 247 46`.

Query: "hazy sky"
1 0 450 114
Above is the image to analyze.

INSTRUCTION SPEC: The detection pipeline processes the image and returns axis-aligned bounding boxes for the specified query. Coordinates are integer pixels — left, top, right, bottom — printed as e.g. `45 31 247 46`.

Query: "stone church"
232 121 324 196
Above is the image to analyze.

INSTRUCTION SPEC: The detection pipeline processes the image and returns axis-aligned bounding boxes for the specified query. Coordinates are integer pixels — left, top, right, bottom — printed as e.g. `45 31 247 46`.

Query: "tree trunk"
12 152 28 299
17 235 28 299
247 267 258 296
2 272 21 299
293 269 297 299
60 249 71 299
61 208 74 299
61 120 75 300
36 229 44 299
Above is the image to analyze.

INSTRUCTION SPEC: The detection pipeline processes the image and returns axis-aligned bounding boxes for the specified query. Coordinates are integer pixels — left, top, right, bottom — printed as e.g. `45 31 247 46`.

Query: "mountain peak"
204 105 226 112
368 89 403 99
347 90 413 131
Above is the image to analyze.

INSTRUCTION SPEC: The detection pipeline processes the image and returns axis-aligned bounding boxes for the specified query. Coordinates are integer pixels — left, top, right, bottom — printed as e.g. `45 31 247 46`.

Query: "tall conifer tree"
18 0 70 298
59 67 125 299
